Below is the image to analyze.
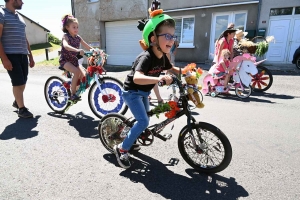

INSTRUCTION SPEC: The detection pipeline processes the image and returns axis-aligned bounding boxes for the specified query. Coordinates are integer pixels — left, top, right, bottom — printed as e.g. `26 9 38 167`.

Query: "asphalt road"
0 66 300 200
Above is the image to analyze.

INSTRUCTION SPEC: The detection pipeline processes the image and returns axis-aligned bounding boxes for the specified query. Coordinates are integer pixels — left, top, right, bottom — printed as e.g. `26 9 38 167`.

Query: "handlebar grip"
76 53 83 59
158 80 166 87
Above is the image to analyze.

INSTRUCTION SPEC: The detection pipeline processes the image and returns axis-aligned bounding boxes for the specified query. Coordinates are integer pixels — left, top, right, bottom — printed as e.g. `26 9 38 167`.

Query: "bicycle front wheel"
88 76 128 119
235 84 252 99
98 113 128 153
251 65 273 92
44 76 70 114
178 122 232 174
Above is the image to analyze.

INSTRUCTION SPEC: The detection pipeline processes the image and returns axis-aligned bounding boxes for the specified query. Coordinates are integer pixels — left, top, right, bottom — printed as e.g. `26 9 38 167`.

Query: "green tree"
48 33 61 45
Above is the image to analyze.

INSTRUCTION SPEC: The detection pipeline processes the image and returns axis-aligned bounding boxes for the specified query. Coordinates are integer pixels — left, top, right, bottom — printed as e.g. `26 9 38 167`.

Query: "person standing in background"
167 40 179 65
0 0 35 118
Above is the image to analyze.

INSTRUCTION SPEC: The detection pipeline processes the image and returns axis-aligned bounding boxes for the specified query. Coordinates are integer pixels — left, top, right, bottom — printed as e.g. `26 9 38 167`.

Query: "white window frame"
209 11 248 59
87 0 99 3
173 15 195 48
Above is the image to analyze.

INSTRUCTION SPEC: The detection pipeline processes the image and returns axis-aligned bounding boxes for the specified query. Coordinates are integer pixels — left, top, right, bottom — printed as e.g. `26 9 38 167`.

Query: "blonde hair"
221 49 231 58
61 14 78 33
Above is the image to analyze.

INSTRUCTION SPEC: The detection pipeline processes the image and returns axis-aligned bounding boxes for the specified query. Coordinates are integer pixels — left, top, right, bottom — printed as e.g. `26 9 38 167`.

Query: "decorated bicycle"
44 48 128 119
238 35 275 92
98 61 233 173
203 53 264 98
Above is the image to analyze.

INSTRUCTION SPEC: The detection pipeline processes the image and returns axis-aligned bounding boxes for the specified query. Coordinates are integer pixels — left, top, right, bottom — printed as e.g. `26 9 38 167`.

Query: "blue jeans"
120 89 150 151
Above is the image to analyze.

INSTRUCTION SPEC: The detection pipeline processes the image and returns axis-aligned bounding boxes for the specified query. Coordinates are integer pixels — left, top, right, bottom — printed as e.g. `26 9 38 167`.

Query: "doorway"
209 11 247 59
267 16 300 62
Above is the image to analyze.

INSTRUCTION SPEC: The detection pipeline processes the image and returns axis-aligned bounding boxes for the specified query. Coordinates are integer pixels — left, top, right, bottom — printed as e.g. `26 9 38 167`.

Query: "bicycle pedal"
163 133 172 140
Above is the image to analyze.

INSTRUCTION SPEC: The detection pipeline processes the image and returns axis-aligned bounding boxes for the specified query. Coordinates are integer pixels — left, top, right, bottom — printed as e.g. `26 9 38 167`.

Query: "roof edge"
18 12 50 32
164 1 259 13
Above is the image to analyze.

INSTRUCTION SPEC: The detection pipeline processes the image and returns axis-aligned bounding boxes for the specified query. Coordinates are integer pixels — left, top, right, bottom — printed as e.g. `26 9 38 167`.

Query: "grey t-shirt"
0 7 28 55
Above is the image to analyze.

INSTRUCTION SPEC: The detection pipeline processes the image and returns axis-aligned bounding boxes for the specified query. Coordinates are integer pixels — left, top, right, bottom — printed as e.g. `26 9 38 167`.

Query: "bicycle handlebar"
76 51 94 59
158 75 182 89
158 80 166 87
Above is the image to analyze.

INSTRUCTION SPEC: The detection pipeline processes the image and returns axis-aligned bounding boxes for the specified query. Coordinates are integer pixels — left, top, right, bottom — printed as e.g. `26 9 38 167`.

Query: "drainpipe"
71 0 75 17
256 0 262 36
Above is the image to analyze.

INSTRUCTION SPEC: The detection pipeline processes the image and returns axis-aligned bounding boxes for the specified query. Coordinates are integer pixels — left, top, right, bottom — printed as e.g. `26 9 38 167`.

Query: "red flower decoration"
164 101 180 118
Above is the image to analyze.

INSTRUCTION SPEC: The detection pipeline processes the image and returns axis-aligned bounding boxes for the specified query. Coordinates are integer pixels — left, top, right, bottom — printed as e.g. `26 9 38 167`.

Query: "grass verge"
35 57 59 67
31 42 60 56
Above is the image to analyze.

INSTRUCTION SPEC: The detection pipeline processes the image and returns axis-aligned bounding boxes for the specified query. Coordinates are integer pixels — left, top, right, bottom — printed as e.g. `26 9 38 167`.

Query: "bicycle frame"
60 62 106 99
94 73 109 96
126 76 201 145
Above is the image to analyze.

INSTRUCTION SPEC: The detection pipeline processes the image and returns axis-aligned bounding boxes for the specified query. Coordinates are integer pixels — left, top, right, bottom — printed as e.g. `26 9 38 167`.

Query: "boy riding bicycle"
113 0 181 169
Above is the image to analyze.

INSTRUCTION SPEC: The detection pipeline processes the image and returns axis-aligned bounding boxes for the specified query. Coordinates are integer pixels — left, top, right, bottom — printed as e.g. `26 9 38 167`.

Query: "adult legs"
13 84 26 108
7 54 28 108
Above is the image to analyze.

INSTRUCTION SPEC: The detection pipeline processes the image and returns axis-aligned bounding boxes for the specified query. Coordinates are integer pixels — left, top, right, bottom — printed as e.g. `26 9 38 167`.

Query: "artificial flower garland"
150 101 180 119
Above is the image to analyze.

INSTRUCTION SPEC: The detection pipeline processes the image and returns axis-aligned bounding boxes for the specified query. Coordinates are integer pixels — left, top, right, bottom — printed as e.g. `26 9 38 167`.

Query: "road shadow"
250 92 299 100
208 93 276 104
0 115 41 140
268 70 300 76
103 152 248 200
213 90 297 103
47 112 99 139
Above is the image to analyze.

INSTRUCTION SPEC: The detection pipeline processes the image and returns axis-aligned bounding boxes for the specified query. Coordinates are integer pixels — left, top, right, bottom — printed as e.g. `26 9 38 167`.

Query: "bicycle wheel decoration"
44 76 70 113
251 65 273 92
88 77 128 119
98 113 128 153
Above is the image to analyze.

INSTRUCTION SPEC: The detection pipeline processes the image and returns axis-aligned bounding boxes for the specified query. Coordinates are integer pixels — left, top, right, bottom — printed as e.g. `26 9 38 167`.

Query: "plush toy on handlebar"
182 63 205 108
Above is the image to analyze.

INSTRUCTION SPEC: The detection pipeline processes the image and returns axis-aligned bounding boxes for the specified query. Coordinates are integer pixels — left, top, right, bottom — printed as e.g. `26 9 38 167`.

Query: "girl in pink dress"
59 14 93 101
213 28 237 64
214 49 231 90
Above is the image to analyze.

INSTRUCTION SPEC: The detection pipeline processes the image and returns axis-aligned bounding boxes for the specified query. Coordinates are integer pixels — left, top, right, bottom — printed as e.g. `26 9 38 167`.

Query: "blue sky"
19 0 72 38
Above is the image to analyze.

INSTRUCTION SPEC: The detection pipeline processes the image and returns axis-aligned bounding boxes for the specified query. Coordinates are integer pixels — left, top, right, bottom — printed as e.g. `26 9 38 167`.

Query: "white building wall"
259 0 299 29
24 18 48 45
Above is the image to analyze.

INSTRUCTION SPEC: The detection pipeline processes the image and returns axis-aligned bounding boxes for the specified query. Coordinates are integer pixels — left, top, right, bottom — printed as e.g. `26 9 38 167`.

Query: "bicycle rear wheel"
88 76 128 119
98 113 128 153
44 76 70 113
178 122 232 174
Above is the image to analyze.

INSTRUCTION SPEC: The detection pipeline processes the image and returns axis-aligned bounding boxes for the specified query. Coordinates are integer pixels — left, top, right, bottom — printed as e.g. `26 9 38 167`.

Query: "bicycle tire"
88 76 128 119
235 84 252 99
178 122 232 174
295 56 300 70
251 65 273 92
98 113 128 153
44 76 70 114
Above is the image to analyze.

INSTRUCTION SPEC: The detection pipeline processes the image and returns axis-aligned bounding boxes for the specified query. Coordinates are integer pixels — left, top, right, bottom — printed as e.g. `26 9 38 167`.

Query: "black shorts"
6 54 29 86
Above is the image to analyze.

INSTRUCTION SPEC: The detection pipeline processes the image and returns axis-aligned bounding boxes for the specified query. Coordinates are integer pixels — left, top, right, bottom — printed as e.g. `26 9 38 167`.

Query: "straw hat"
223 28 237 36
235 30 248 38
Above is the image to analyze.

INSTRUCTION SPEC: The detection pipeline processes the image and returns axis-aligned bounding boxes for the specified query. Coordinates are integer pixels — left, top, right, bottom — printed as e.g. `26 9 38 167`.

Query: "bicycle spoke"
182 128 225 169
